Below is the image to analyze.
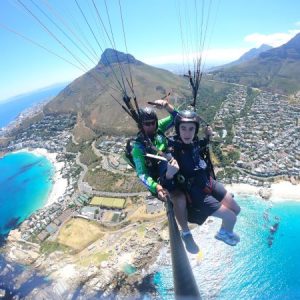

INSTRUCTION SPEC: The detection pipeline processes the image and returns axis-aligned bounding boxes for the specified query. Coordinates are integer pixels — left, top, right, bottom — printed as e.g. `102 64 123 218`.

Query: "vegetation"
212 141 240 168
65 139 95 154
16 112 44 132
65 139 82 153
211 34 300 95
216 167 241 182
40 241 71 255
137 224 146 236
80 144 100 166
240 87 259 117
85 162 145 193
223 116 236 145
56 218 104 252
72 117 97 143
227 149 241 162
212 142 225 167
90 196 126 209
179 80 232 124
78 251 110 267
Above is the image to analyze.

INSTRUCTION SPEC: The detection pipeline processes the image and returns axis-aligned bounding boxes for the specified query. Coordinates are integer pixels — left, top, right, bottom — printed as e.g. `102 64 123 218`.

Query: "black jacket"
161 135 211 192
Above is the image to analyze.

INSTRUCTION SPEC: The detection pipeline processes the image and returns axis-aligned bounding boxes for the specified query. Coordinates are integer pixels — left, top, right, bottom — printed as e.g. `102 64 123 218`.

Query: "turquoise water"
123 263 137 275
0 151 53 236
1 151 300 299
154 196 300 299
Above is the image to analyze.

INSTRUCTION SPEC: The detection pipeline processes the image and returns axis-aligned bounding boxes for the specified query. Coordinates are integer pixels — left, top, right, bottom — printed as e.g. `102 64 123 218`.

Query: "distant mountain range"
210 33 300 94
210 44 273 70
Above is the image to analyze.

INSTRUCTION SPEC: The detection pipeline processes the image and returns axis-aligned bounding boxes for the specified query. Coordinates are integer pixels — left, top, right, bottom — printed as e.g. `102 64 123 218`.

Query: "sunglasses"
143 121 156 127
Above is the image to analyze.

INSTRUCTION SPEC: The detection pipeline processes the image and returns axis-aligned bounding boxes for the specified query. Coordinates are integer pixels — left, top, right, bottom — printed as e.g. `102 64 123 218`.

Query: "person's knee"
221 192 231 204
230 197 241 216
223 193 241 216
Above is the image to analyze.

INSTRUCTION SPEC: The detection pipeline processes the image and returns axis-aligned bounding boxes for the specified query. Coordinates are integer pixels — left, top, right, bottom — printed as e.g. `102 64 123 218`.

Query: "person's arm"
132 141 159 195
158 112 178 134
160 158 179 192
150 99 178 133
199 125 213 147
204 125 213 138
153 99 175 113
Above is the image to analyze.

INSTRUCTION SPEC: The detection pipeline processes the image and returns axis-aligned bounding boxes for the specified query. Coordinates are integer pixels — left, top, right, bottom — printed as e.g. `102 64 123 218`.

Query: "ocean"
0 83 67 129
0 151 53 237
0 154 300 298
0 87 299 297
0 84 68 236
154 196 300 299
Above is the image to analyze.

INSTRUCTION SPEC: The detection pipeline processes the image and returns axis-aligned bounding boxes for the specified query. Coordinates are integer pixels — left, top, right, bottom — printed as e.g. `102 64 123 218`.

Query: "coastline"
226 181 300 202
13 148 68 207
3 146 300 207
268 181 300 202
2 147 299 298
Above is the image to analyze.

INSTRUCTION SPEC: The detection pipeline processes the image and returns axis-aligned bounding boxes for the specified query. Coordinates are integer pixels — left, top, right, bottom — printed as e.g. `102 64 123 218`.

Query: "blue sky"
1 0 300 101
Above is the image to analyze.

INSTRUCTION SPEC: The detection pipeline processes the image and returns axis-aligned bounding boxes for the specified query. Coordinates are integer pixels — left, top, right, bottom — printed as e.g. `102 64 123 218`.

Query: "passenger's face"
179 122 196 144
142 119 156 135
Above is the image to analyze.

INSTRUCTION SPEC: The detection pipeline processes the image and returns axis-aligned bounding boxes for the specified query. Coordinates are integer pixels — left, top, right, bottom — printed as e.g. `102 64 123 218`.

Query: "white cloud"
142 47 249 66
244 30 300 47
203 48 249 64
139 27 300 69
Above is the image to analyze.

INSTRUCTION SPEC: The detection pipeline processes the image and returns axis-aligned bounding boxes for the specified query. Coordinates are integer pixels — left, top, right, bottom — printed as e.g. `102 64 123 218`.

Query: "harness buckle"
177 174 185 184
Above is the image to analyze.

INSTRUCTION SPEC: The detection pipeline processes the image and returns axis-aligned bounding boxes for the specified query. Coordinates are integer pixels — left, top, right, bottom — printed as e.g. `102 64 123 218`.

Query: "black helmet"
138 107 158 129
175 110 200 135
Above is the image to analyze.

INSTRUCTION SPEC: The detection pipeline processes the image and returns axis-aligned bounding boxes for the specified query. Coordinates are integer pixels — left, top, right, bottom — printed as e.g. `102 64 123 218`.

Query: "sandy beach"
226 181 300 202
8 147 300 206
15 148 68 207
268 181 300 202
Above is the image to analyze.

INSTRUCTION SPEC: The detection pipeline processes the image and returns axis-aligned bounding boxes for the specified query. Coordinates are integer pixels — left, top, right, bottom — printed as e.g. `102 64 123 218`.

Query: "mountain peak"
284 32 300 49
99 48 140 66
259 44 272 51
259 32 300 60
211 32 300 94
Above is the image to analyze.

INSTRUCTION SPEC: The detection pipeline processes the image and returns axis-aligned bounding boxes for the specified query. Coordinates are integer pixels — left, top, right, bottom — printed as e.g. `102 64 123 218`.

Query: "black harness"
136 130 167 178
169 137 213 193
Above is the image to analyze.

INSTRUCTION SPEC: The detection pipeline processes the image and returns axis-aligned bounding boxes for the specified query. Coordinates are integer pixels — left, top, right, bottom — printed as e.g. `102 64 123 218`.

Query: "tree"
228 150 240 162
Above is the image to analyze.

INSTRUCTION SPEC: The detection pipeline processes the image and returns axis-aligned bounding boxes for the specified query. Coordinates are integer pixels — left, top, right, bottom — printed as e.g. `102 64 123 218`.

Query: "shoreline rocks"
258 188 272 200
1 224 166 299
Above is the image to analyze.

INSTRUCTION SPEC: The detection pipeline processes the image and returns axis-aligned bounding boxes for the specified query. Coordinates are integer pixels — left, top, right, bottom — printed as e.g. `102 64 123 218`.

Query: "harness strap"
202 176 213 194
184 191 193 204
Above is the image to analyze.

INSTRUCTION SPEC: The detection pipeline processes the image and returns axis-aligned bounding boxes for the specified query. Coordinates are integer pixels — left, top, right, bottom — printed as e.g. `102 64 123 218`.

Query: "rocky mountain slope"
44 49 190 135
211 33 300 95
